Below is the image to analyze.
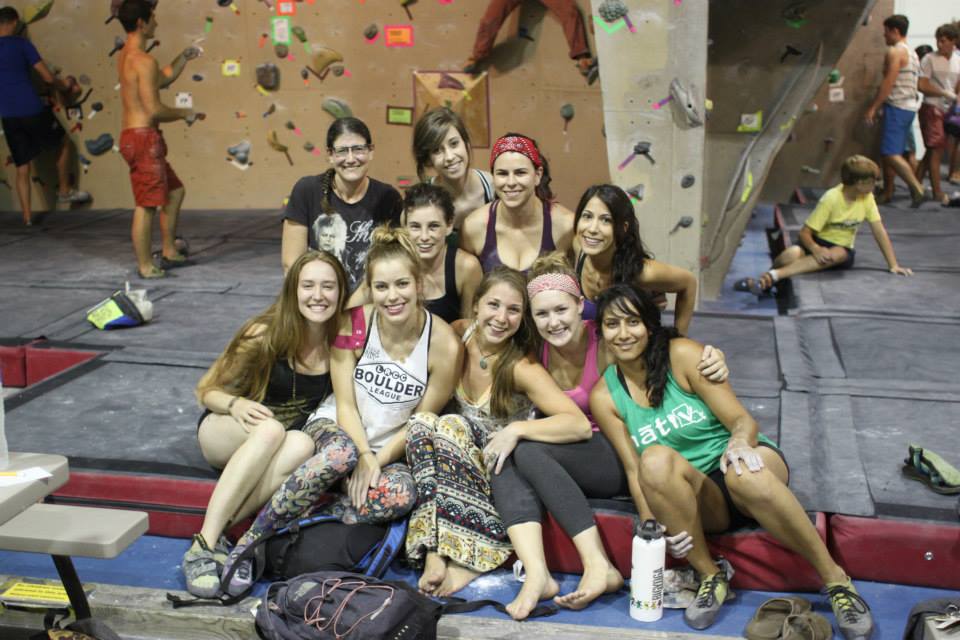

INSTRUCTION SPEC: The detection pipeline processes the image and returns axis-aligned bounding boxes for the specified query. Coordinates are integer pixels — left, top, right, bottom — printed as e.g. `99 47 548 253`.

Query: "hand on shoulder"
668 337 708 379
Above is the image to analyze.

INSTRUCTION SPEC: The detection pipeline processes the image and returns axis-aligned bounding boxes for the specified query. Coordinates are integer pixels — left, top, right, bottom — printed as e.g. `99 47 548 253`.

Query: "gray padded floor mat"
7 362 213 477
778 191 960 522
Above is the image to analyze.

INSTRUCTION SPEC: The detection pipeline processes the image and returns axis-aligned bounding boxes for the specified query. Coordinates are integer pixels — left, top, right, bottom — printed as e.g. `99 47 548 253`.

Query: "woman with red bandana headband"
460 133 575 274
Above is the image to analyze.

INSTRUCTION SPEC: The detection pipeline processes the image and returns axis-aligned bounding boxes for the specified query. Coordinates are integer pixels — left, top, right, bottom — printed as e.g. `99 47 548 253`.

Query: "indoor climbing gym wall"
761 0 892 203
698 0 878 299
0 0 609 210
588 0 708 285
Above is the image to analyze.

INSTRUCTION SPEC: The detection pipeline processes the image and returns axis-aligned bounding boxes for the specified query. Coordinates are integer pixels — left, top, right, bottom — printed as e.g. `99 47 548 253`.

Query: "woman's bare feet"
434 562 481 597
418 552 448 594
554 563 623 611
506 571 560 621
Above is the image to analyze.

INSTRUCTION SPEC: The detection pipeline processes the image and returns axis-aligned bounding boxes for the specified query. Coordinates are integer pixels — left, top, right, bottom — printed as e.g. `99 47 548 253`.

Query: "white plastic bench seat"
0 503 147 558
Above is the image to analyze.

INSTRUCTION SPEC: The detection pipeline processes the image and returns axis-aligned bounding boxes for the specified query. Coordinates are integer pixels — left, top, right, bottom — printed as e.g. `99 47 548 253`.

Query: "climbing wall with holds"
0 0 607 210
588 0 708 291
760 0 893 203
699 0 880 299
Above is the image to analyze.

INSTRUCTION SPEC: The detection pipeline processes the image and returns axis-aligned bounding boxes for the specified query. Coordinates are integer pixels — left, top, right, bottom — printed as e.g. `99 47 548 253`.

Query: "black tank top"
263 359 333 430
425 247 460 324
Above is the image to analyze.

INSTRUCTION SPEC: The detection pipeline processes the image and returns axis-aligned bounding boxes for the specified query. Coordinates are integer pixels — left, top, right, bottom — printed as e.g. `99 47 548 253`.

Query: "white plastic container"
629 518 665 621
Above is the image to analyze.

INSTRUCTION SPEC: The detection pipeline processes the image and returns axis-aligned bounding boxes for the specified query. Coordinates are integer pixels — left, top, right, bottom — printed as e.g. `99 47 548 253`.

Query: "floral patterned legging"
231 418 417 554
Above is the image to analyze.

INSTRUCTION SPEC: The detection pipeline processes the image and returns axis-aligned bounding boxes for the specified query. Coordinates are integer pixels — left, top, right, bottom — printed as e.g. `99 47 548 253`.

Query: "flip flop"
745 596 812 640
153 253 195 270
902 445 960 495
782 612 833 640
137 266 167 280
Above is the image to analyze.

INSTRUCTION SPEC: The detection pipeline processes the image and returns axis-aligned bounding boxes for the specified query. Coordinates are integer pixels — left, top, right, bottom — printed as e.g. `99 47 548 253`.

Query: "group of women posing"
182 109 873 636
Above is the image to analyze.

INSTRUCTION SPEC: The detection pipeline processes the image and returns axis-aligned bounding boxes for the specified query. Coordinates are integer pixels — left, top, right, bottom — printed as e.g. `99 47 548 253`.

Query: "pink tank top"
540 320 600 431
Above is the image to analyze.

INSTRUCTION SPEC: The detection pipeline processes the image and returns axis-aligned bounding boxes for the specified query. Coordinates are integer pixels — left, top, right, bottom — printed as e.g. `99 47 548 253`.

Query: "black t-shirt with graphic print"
284 175 403 294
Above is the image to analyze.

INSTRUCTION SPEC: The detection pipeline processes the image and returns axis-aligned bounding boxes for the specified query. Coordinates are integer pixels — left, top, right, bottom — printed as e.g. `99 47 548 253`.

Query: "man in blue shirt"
0 6 90 225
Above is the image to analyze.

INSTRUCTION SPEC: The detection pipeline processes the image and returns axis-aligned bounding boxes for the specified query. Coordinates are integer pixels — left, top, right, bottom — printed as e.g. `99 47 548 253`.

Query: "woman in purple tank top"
488 252 729 619
460 133 576 274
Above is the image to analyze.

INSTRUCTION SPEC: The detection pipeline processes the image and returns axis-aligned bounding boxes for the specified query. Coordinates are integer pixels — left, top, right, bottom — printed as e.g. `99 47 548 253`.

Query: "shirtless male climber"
117 0 201 278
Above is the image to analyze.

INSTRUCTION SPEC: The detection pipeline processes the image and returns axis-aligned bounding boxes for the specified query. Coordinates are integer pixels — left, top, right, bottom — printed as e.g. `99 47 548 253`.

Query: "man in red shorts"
917 23 959 205
117 0 199 278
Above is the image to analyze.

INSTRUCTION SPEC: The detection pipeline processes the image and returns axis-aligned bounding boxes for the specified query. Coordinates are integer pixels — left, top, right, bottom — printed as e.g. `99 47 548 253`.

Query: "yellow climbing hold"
740 170 754 203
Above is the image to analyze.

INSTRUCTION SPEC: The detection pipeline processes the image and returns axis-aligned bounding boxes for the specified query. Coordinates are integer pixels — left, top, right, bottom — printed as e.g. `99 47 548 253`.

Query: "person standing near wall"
117 0 199 279
917 24 960 206
864 14 926 208
0 7 91 226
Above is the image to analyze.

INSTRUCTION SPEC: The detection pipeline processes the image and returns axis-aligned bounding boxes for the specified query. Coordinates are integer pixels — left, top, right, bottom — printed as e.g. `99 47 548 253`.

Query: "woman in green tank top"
590 283 874 638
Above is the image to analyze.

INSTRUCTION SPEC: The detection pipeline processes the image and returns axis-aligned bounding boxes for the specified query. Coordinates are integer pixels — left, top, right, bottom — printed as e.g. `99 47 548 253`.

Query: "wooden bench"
0 502 148 630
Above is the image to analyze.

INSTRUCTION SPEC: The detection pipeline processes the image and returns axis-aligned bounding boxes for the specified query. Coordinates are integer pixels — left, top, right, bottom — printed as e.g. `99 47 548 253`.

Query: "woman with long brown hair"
221 226 461 596
405 267 591 604
182 250 349 598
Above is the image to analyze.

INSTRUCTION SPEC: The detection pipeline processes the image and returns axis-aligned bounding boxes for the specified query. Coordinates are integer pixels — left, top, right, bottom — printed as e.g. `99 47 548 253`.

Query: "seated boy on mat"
736 155 912 295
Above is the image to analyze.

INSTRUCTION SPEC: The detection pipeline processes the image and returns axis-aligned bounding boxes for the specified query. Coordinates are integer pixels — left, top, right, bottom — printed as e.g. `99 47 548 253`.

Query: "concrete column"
589 0 708 304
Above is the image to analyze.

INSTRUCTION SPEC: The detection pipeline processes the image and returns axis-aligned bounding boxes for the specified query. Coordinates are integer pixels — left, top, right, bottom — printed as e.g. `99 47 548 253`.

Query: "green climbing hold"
322 97 353 120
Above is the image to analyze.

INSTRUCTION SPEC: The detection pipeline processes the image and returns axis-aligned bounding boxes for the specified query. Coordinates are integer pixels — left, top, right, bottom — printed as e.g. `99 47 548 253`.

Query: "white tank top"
887 42 920 111
353 310 432 450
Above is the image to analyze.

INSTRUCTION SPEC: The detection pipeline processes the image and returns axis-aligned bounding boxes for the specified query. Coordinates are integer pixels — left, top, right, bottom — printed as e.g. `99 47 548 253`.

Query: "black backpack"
255 571 557 640
169 515 407 608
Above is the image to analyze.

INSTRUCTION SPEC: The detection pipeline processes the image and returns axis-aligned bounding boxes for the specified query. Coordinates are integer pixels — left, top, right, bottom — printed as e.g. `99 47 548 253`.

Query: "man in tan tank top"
864 14 926 208
116 0 200 278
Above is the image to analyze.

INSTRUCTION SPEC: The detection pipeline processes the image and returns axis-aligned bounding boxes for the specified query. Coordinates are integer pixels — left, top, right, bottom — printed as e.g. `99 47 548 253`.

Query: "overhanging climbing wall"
589 0 708 289
699 0 878 299
0 1 608 210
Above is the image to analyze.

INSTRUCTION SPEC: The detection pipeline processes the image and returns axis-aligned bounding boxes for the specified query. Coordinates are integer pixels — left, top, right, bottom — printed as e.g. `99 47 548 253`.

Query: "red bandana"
490 135 542 169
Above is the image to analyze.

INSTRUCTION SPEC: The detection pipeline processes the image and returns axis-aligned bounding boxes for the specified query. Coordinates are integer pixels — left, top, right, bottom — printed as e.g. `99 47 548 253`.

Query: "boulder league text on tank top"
352 310 432 449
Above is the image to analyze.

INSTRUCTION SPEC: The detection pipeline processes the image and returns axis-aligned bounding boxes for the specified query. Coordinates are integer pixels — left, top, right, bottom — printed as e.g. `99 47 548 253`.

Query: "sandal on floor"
902 445 960 495
137 266 167 280
782 612 833 640
182 534 222 598
153 252 195 269
745 596 812 640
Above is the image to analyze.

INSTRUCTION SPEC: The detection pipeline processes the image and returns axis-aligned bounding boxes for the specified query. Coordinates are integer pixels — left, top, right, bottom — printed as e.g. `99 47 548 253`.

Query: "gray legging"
490 431 629 538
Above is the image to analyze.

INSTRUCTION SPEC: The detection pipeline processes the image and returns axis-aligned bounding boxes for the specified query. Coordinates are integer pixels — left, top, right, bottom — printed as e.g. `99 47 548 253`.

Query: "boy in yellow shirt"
737 155 912 295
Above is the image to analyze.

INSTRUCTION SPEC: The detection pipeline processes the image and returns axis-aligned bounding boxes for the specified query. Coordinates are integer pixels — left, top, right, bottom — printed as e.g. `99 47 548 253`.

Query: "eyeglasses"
330 144 371 159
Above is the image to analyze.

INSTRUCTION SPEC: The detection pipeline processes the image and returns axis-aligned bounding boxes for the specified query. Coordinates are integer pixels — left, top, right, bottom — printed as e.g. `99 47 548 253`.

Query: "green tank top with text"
603 365 777 475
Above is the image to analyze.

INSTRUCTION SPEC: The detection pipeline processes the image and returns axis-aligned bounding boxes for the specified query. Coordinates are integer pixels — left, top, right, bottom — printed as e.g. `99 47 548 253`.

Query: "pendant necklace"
477 343 499 370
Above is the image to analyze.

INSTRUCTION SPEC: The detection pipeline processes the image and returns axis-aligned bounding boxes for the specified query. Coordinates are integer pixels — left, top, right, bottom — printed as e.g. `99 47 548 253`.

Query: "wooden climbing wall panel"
1 0 608 211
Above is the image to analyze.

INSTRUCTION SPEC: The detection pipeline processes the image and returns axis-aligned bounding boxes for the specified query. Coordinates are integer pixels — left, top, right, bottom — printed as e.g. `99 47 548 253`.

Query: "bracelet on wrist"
358 449 374 458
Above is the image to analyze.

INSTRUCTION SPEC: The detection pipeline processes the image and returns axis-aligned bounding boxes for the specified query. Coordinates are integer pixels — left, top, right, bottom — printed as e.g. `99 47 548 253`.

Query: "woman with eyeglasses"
282 117 403 307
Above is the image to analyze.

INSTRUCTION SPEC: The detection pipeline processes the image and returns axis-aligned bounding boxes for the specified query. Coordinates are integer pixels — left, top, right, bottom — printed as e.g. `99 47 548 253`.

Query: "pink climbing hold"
652 95 672 110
